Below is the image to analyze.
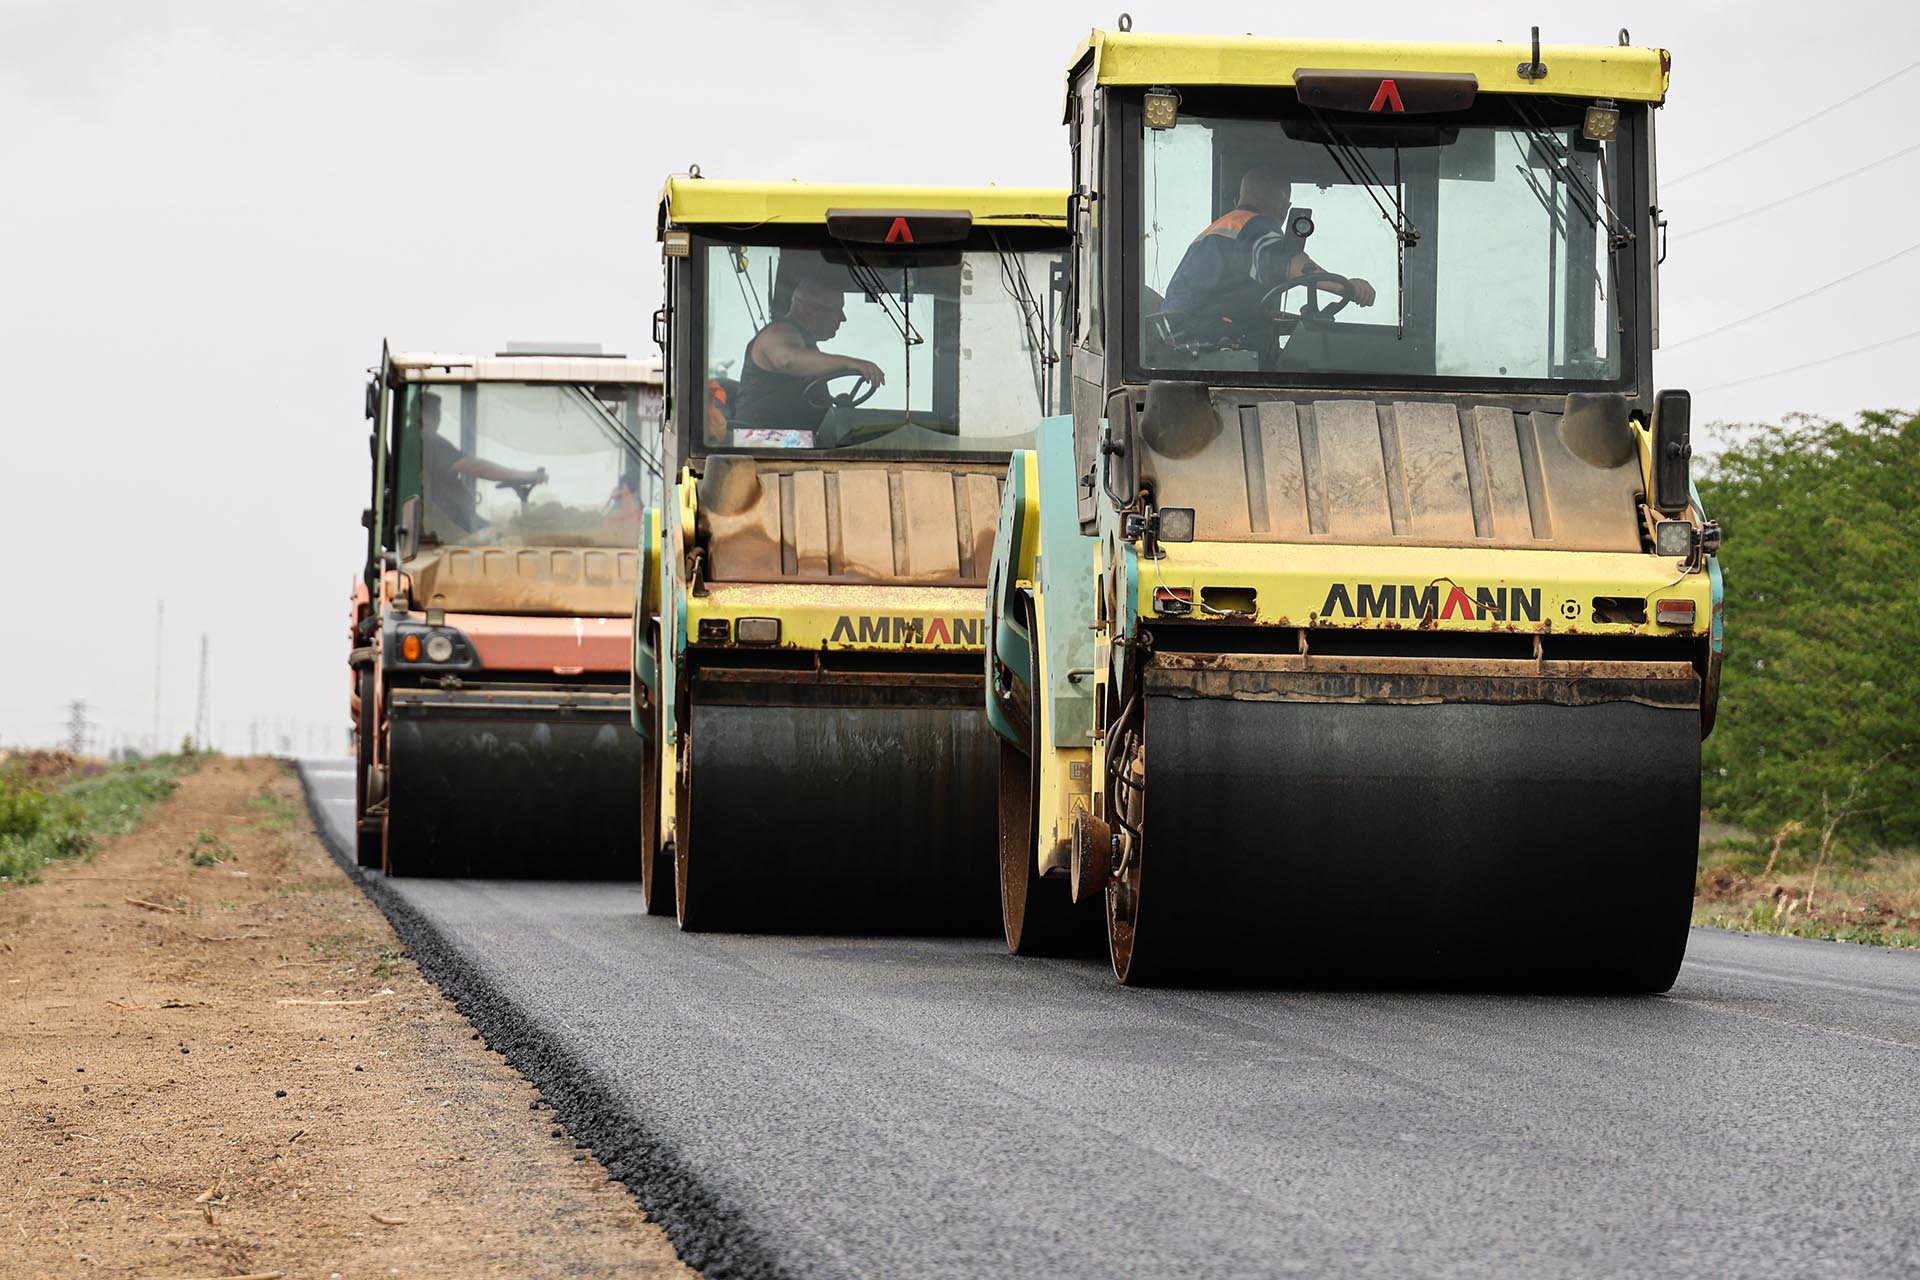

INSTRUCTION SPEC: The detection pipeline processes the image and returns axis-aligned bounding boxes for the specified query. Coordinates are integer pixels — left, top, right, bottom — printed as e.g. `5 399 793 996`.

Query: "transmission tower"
193 633 210 749
66 699 90 755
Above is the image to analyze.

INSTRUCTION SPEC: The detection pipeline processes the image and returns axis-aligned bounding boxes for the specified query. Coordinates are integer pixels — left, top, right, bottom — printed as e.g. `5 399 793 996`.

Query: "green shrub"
0 774 50 839
0 753 198 886
187 830 231 867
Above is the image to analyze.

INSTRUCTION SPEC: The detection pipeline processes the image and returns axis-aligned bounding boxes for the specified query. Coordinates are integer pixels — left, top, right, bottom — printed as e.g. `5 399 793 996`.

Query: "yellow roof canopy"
1066 29 1670 113
657 178 1069 240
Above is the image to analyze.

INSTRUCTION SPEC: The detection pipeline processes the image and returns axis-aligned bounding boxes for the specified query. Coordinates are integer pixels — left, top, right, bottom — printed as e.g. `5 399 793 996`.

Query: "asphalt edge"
293 760 788 1280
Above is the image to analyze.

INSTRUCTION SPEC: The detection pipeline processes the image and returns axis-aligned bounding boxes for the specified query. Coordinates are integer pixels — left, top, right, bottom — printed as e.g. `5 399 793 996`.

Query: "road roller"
349 342 664 877
986 27 1725 988
634 177 1070 930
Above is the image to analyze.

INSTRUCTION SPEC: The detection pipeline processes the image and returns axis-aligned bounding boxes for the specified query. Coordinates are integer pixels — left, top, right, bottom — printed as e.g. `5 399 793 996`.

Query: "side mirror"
396 495 421 561
653 307 669 350
364 378 379 421
1650 388 1692 515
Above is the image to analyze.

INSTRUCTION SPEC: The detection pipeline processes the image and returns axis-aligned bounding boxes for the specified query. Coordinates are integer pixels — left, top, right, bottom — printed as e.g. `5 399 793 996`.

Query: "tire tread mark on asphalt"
1683 958 1920 1006
1659 995 1920 1053
296 764 793 1280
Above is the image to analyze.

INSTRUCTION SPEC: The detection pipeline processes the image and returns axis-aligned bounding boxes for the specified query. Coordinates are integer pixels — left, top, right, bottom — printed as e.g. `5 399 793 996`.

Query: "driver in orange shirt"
1163 166 1377 342
729 279 887 434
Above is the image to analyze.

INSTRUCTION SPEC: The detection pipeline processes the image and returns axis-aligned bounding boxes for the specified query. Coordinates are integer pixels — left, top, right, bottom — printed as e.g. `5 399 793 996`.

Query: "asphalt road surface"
301 760 1920 1280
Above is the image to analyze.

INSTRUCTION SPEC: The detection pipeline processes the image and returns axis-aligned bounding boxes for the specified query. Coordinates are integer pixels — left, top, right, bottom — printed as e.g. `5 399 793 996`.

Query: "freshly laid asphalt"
300 760 1920 1280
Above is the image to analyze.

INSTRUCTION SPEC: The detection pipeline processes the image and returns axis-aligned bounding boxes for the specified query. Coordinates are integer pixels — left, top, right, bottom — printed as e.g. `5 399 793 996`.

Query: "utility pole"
192 633 210 749
66 699 90 755
151 599 164 754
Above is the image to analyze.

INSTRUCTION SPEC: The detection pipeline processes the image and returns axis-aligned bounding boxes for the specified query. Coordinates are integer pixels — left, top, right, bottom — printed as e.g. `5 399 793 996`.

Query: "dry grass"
1694 822 1920 949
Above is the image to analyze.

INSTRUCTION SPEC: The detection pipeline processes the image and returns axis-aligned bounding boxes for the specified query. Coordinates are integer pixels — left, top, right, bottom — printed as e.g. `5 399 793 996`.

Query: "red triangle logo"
1369 79 1405 113
885 217 914 244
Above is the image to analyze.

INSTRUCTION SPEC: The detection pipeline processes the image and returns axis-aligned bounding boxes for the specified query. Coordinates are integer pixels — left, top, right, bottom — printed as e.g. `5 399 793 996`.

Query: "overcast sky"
2 0 1911 754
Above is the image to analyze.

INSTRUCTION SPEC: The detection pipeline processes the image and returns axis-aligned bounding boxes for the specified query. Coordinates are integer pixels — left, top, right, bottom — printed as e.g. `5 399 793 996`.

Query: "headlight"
735 617 781 646
424 633 455 663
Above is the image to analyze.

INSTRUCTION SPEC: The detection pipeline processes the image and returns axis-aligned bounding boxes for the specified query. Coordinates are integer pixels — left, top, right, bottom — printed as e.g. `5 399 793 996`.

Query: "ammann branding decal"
1320 582 1543 623
827 614 984 646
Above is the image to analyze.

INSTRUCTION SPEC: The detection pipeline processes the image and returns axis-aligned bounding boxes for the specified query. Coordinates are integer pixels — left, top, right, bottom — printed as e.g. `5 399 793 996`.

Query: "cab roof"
388 350 662 385
656 178 1069 239
1065 29 1670 114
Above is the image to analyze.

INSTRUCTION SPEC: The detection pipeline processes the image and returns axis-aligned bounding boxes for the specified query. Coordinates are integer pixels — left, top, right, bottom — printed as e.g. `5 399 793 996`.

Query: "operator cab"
373 348 665 559
1132 85 1630 384
660 180 1071 474
1073 46 1651 395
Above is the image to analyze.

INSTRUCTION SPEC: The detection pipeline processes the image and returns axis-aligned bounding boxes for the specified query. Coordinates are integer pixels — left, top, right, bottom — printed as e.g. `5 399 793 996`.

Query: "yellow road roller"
986 28 1724 987
635 178 1070 930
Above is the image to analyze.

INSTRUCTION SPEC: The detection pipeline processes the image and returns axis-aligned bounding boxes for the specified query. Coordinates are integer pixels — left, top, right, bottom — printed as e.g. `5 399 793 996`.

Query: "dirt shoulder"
0 755 695 1280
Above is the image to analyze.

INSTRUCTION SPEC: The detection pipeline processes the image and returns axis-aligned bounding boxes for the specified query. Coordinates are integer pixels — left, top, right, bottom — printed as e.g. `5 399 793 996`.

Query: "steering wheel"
802 370 879 410
1260 271 1360 325
495 467 548 504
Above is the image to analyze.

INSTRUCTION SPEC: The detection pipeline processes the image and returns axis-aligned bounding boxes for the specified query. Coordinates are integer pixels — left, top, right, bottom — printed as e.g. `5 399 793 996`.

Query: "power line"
1697 326 1920 392
1674 140 1920 241
1669 60 1920 187
1665 240 1920 350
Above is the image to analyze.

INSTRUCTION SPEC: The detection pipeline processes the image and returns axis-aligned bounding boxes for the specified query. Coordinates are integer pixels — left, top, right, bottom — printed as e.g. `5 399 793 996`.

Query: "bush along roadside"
0 751 203 885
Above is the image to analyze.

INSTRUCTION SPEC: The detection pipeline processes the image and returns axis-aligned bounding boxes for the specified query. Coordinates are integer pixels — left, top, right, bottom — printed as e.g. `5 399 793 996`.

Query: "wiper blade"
990 231 1059 410
1509 102 1630 336
1512 101 1631 247
563 385 663 480
1308 107 1419 337
728 246 769 331
1308 106 1422 249
1509 134 1570 238
842 249 924 347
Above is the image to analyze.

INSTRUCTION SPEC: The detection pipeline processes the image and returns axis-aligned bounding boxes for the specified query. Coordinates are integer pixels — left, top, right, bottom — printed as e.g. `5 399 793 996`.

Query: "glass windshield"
1137 104 1625 383
404 380 663 548
697 237 1067 455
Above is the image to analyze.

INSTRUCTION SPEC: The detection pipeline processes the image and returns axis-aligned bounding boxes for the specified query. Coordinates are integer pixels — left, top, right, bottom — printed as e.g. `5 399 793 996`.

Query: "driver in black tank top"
731 279 887 432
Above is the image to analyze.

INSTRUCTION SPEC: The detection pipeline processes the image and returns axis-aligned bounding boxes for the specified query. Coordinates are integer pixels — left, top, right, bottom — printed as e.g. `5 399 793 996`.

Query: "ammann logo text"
827 615 983 645
1319 582 1542 623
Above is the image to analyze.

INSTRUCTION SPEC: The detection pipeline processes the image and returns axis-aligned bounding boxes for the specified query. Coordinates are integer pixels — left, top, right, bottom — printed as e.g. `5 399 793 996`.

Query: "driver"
1162 166 1377 339
419 391 547 537
730 278 886 433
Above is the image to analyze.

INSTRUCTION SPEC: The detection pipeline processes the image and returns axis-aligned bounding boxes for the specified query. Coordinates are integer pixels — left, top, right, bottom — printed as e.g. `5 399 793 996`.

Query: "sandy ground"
0 756 696 1280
